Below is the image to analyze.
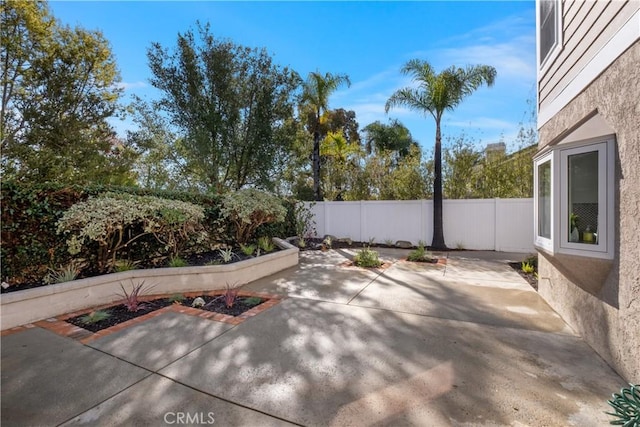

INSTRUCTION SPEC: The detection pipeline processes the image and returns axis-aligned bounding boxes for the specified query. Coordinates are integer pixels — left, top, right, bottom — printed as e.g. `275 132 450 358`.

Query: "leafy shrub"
523 254 538 269
1 181 223 285
354 247 382 268
79 310 111 325
168 293 185 303
57 193 205 272
219 189 286 244
218 247 235 263
257 236 275 252
521 261 535 274
255 198 298 239
43 261 83 284
240 244 256 257
407 245 434 263
294 201 316 240
1 182 84 284
242 296 262 307
168 257 188 268
114 259 138 272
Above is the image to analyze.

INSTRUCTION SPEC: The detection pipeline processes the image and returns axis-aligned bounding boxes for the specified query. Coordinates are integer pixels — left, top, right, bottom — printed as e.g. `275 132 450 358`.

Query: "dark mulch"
66 299 174 333
183 249 255 266
66 294 266 333
509 262 538 290
300 237 466 253
1 247 279 294
181 295 265 317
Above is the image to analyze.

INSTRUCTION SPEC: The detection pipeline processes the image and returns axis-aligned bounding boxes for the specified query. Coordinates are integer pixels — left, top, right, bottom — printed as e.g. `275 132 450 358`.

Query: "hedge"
1 182 222 285
1 182 298 286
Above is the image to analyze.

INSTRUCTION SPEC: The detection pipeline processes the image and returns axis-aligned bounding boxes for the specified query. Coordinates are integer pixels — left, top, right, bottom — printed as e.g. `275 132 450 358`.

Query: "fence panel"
303 199 533 253
495 199 535 252
362 200 427 245
325 201 362 241
443 200 496 250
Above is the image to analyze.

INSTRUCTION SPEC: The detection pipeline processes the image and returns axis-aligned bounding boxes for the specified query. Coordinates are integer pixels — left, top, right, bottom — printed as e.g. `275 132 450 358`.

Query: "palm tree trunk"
313 130 322 201
431 120 447 249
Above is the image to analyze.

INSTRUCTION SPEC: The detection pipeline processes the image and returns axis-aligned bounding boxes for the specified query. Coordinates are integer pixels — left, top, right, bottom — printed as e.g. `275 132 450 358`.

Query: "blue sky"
49 1 537 152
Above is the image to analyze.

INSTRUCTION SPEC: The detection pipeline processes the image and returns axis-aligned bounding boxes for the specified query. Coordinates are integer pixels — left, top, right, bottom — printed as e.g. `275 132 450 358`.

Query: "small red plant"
223 283 239 308
118 280 154 312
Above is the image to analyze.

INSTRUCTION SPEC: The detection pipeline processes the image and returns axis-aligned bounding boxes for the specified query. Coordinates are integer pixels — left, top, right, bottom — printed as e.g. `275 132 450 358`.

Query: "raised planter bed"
0 238 298 330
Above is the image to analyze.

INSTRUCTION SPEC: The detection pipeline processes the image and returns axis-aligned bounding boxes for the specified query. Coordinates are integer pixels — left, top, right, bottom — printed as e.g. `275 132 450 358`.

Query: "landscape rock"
395 240 413 249
191 297 205 308
337 237 353 245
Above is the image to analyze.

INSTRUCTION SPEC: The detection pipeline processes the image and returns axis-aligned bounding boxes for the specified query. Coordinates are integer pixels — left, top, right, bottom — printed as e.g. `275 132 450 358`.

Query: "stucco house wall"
536 41 639 382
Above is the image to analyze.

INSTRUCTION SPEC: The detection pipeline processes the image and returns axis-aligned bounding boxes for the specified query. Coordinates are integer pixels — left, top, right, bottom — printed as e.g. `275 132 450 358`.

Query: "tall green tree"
352 145 430 201
300 71 350 201
363 119 418 159
385 60 496 249
320 130 361 200
1 0 130 184
323 108 360 145
145 22 301 192
443 135 482 199
474 142 536 198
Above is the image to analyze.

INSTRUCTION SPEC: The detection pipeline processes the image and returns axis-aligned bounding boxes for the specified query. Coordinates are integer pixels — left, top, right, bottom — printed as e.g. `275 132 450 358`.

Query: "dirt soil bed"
1 247 279 294
66 294 266 333
509 262 538 290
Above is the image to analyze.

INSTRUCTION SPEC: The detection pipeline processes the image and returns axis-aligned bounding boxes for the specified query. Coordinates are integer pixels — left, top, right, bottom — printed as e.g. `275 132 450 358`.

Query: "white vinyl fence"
306 198 534 253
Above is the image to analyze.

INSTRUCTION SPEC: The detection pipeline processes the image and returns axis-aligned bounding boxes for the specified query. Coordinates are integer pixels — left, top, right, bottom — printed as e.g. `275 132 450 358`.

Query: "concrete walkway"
1 250 626 426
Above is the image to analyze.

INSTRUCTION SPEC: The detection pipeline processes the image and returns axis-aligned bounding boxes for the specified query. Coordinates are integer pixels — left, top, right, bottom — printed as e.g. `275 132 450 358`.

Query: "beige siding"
539 0 638 110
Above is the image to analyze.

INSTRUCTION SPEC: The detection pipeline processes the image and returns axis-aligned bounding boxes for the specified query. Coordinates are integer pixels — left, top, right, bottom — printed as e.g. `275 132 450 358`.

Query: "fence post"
494 198 498 251
324 202 329 238
360 200 365 242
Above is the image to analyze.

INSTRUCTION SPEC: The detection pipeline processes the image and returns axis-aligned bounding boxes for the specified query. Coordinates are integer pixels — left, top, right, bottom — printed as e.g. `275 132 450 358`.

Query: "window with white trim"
534 152 553 251
538 0 562 69
534 137 615 259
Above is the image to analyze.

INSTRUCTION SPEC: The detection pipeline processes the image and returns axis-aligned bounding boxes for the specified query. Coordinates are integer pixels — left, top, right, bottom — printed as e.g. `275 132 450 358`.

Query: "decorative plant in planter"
240 244 256 257
118 280 155 312
353 246 382 268
43 260 84 284
607 383 640 426
257 236 275 253
570 212 580 242
407 245 437 263
78 310 111 325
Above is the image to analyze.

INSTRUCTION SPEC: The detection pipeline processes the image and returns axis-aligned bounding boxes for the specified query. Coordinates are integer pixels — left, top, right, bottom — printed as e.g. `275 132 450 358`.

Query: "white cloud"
407 10 536 82
117 81 148 91
436 36 535 80
333 69 397 98
433 13 533 47
446 117 518 130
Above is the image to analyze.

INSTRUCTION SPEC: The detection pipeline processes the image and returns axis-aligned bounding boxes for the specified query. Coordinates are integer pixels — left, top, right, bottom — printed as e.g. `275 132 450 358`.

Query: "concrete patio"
1 249 626 426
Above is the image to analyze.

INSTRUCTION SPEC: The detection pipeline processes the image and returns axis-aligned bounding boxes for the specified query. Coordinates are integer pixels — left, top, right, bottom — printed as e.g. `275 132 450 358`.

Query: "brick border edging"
1 291 282 344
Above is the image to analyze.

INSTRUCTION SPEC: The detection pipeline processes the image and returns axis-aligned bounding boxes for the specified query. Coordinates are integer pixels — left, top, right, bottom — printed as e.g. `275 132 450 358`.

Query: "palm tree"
300 71 350 201
385 60 496 249
363 119 418 159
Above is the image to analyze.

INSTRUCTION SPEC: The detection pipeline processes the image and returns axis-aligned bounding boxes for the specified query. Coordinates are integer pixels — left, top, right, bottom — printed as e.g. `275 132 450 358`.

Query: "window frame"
533 136 615 260
537 0 563 73
534 151 554 252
